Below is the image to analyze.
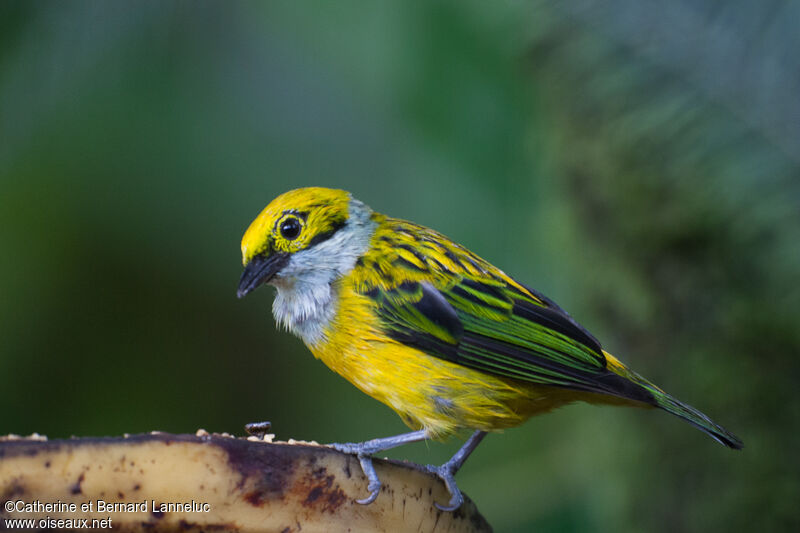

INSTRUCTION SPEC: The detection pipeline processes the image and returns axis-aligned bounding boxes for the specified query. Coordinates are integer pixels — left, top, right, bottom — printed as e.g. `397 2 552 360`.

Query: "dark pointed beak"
237 252 290 298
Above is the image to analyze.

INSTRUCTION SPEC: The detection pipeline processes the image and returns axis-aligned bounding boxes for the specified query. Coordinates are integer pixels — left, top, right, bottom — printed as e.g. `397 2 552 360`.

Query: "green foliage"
1 1 797 531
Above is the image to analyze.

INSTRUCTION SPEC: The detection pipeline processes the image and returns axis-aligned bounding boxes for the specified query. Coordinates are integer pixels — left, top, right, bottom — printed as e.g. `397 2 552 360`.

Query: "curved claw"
426 464 464 511
356 493 379 505
353 454 382 505
355 478 381 505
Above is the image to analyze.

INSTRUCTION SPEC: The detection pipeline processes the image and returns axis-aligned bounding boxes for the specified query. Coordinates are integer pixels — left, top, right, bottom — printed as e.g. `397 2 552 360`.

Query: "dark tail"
602 351 743 449
652 389 743 449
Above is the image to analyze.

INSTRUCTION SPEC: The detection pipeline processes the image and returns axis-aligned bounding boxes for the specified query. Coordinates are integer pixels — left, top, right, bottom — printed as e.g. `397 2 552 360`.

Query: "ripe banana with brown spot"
0 432 491 532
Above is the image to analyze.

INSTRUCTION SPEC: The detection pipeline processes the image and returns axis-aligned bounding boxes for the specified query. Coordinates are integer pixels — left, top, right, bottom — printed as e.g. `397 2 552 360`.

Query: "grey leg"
426 430 487 511
330 429 429 504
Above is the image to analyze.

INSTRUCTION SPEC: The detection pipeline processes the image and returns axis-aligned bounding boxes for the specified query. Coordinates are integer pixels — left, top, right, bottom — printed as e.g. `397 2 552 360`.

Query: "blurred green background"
2 1 798 531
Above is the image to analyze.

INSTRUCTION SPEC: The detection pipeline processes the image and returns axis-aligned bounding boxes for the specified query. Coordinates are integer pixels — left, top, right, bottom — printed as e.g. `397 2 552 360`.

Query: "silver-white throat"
269 197 376 347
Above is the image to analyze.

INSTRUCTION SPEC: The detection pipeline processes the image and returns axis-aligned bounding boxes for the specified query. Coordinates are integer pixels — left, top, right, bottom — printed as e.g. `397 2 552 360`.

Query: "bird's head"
237 187 374 298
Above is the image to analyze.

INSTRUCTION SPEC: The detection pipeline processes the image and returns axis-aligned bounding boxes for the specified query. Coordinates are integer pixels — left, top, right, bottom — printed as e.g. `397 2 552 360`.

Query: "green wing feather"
364 277 652 402
357 218 655 404
355 217 743 448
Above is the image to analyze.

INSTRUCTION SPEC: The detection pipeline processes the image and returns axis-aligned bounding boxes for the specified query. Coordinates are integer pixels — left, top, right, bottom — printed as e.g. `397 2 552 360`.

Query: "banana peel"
0 431 491 532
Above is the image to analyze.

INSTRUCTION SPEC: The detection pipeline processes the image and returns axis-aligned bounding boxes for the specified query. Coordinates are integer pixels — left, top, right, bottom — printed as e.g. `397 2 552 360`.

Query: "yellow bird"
237 187 742 510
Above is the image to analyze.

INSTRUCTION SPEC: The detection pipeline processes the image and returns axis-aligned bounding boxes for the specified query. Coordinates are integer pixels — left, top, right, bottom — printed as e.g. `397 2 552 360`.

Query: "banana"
0 431 491 532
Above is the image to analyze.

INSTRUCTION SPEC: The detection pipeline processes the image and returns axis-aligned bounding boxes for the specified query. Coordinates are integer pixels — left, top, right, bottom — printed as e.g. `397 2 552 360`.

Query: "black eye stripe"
307 219 346 248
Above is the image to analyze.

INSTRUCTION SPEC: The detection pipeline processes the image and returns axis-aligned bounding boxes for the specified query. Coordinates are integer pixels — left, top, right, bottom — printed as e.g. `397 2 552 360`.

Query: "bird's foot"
328 430 430 506
425 460 464 511
330 441 383 504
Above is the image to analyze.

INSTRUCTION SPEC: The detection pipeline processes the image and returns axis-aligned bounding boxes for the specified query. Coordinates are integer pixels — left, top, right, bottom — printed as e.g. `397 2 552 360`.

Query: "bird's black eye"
279 217 302 240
